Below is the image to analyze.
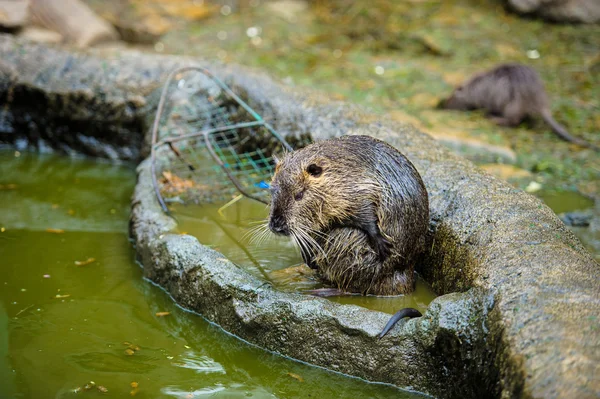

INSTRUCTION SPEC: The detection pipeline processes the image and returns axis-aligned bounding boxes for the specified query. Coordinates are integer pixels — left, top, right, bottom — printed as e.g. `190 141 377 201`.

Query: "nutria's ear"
306 164 322 177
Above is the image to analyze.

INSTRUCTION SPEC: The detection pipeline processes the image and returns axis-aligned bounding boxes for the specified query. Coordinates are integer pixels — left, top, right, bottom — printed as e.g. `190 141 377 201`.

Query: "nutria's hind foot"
489 115 521 127
379 308 422 339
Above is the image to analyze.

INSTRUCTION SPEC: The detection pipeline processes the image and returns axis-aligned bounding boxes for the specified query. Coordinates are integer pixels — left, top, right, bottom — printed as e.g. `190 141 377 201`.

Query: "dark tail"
540 109 599 151
379 307 422 339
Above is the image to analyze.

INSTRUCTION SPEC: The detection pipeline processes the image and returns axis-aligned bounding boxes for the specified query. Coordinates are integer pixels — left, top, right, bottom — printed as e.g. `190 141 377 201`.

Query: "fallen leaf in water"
160 171 196 194
97 385 108 393
53 294 71 299
124 342 141 352
125 348 135 356
287 372 304 382
130 381 140 395
75 258 96 266
155 312 170 317
1 227 5 233
0 184 17 190
46 228 65 234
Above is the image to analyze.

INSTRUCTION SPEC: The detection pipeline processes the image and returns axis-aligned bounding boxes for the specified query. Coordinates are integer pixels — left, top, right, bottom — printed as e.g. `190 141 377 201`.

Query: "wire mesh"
150 66 294 212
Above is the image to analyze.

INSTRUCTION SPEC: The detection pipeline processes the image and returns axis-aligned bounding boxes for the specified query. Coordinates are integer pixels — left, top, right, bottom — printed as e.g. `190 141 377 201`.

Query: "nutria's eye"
294 190 304 201
307 164 322 177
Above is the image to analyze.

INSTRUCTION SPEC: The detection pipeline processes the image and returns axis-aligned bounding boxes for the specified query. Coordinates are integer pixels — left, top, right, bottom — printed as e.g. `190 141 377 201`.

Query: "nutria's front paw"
374 237 392 262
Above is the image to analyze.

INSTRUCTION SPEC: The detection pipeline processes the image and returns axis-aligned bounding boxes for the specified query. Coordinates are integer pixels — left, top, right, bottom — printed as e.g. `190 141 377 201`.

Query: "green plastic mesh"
150 67 292 209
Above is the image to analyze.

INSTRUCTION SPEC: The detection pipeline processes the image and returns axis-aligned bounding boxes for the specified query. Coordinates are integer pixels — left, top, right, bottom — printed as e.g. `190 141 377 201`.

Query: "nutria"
441 63 599 151
267 135 429 335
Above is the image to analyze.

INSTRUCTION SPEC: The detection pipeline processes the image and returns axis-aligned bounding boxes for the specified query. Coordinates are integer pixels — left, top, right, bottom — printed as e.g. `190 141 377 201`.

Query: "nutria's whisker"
254 225 272 248
242 222 265 240
244 221 271 246
290 231 310 262
247 219 268 226
294 225 327 260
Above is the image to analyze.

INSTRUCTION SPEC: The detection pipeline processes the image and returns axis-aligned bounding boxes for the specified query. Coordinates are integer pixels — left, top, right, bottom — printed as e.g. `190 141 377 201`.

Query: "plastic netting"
150 66 293 211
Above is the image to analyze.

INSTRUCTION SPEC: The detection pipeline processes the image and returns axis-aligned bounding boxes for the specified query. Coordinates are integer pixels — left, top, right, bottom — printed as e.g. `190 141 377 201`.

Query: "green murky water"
171 200 437 315
0 151 426 398
538 191 594 215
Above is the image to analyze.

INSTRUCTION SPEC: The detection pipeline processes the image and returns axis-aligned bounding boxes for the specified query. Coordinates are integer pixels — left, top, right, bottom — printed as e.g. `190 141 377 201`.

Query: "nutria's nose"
269 215 289 235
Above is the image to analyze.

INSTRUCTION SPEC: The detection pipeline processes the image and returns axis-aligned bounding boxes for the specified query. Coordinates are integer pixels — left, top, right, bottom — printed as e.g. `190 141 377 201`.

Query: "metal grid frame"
150 66 293 213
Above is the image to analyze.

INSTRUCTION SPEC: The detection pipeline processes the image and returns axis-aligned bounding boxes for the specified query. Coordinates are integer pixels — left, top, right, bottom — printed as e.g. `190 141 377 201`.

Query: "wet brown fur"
268 135 429 295
442 63 598 150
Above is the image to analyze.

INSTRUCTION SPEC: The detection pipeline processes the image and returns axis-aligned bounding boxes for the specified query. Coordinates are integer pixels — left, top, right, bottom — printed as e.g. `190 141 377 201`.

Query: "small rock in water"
559 210 593 227
97 385 108 393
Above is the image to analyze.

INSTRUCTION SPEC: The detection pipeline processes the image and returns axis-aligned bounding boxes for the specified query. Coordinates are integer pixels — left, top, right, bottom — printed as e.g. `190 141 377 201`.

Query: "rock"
0 0 29 29
93 1 172 45
388 111 518 164
0 36 598 399
429 129 517 164
507 0 600 23
480 163 532 182
108 16 170 45
559 210 593 227
19 26 63 44
0 37 156 161
29 0 119 48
